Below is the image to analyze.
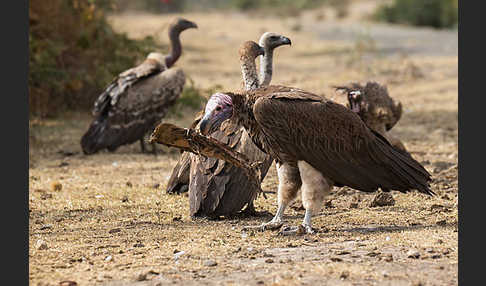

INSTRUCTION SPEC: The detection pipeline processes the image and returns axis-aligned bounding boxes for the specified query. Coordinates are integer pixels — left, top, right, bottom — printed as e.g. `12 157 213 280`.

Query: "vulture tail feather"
373 135 433 196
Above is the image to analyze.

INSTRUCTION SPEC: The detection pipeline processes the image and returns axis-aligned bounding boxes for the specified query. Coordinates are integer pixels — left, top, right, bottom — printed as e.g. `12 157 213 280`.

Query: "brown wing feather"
252 91 432 195
80 67 184 154
92 58 164 116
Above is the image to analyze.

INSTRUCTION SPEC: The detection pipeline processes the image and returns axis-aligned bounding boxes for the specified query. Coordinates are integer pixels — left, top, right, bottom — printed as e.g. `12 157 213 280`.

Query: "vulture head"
239 41 265 64
170 17 198 33
199 93 234 135
259 32 292 49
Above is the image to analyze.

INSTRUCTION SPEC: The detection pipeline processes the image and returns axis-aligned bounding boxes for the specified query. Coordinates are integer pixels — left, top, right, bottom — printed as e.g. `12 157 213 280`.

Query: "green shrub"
373 0 458 29
29 0 159 118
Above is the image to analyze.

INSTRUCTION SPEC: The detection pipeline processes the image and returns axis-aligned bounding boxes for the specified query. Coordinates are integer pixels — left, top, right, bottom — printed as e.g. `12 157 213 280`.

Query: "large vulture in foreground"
166 34 291 217
80 18 197 155
199 85 433 234
334 81 406 151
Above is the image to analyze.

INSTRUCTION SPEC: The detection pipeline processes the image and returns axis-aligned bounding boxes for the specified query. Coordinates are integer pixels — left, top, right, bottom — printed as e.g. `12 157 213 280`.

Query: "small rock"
121 196 129 203
59 281 77 286
407 249 420 259
174 251 185 260
366 251 381 257
108 228 121 234
59 162 69 167
340 270 349 280
203 260 217 267
437 239 444 244
265 258 274 263
51 181 63 191
133 242 145 248
40 193 53 200
330 257 342 262
384 254 393 262
36 239 48 250
104 255 113 262
436 220 447 226
369 192 395 207
152 183 160 189
325 200 334 208
336 251 351 255
349 202 359 208
172 216 182 222
136 273 147 281
40 224 53 230
126 181 133 187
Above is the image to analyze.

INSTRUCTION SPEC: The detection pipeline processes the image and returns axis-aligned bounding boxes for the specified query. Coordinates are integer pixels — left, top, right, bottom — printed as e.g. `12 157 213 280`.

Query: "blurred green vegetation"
29 0 160 118
373 0 458 29
114 0 336 16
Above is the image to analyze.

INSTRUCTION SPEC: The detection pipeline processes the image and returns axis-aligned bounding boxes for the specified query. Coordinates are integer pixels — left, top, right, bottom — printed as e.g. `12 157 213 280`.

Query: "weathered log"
149 123 263 192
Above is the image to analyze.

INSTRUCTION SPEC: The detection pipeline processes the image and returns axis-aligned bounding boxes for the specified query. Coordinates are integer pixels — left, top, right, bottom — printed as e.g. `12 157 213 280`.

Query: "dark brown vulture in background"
166 33 291 217
334 82 406 151
199 85 433 234
80 18 197 155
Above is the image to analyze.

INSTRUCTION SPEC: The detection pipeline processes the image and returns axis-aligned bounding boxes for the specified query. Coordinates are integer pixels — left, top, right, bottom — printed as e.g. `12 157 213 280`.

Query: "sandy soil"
29 3 458 285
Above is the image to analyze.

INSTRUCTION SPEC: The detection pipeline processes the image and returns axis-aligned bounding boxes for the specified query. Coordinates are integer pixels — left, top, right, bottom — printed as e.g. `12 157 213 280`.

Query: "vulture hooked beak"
281 36 291 46
348 90 361 113
199 93 233 136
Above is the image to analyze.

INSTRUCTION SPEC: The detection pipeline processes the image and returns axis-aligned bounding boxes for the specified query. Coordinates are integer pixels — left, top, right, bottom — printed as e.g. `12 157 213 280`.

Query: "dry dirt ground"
29 3 458 286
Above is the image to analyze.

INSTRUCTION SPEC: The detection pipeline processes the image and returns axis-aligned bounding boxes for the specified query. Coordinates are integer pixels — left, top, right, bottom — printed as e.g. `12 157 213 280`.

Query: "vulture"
334 82 406 151
198 85 433 234
166 33 290 204
80 18 197 155
167 35 291 218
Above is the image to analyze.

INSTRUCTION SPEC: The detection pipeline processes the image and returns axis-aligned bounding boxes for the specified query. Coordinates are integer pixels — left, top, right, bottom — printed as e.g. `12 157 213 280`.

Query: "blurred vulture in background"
80 18 197 155
198 85 433 234
166 33 291 218
335 82 406 151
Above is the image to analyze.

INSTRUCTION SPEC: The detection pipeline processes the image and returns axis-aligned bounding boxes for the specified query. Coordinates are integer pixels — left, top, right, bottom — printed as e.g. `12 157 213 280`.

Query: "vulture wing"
92 58 164 116
188 120 273 217
81 67 185 154
252 87 432 195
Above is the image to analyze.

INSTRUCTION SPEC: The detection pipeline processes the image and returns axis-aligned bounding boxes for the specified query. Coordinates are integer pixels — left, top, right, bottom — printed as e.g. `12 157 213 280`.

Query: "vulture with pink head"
166 34 291 218
199 84 433 234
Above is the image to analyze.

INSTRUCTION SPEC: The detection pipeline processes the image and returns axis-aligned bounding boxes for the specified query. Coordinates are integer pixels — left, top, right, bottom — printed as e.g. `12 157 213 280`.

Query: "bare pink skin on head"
200 93 233 135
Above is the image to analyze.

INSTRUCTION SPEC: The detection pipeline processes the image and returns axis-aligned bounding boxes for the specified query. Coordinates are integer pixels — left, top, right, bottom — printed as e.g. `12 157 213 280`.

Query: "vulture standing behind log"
188 38 291 218
80 18 197 155
165 33 291 213
198 85 433 234
334 81 407 151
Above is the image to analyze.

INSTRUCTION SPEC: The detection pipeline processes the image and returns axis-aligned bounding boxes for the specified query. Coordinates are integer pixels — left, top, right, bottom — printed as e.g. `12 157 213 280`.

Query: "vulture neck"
259 47 273 87
164 28 182 68
240 55 260 91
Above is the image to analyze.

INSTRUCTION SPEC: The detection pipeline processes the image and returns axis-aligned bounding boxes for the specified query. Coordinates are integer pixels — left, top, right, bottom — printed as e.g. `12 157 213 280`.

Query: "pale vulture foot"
240 216 284 232
278 223 315 236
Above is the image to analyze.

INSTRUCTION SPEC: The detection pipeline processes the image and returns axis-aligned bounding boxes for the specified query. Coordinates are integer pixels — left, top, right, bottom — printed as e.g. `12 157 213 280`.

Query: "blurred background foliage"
373 0 458 29
29 0 458 118
29 0 159 118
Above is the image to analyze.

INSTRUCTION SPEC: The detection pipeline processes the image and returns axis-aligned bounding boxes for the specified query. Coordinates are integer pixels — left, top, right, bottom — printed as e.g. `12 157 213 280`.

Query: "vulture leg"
260 162 302 230
279 161 333 236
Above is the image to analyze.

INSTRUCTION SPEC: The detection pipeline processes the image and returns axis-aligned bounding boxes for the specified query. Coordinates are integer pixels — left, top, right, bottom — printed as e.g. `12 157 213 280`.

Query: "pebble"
203 260 217 267
36 239 48 250
407 249 420 259
369 192 395 207
265 258 274 263
59 281 77 286
104 255 113 262
174 251 185 260
340 270 350 280
51 181 62 191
